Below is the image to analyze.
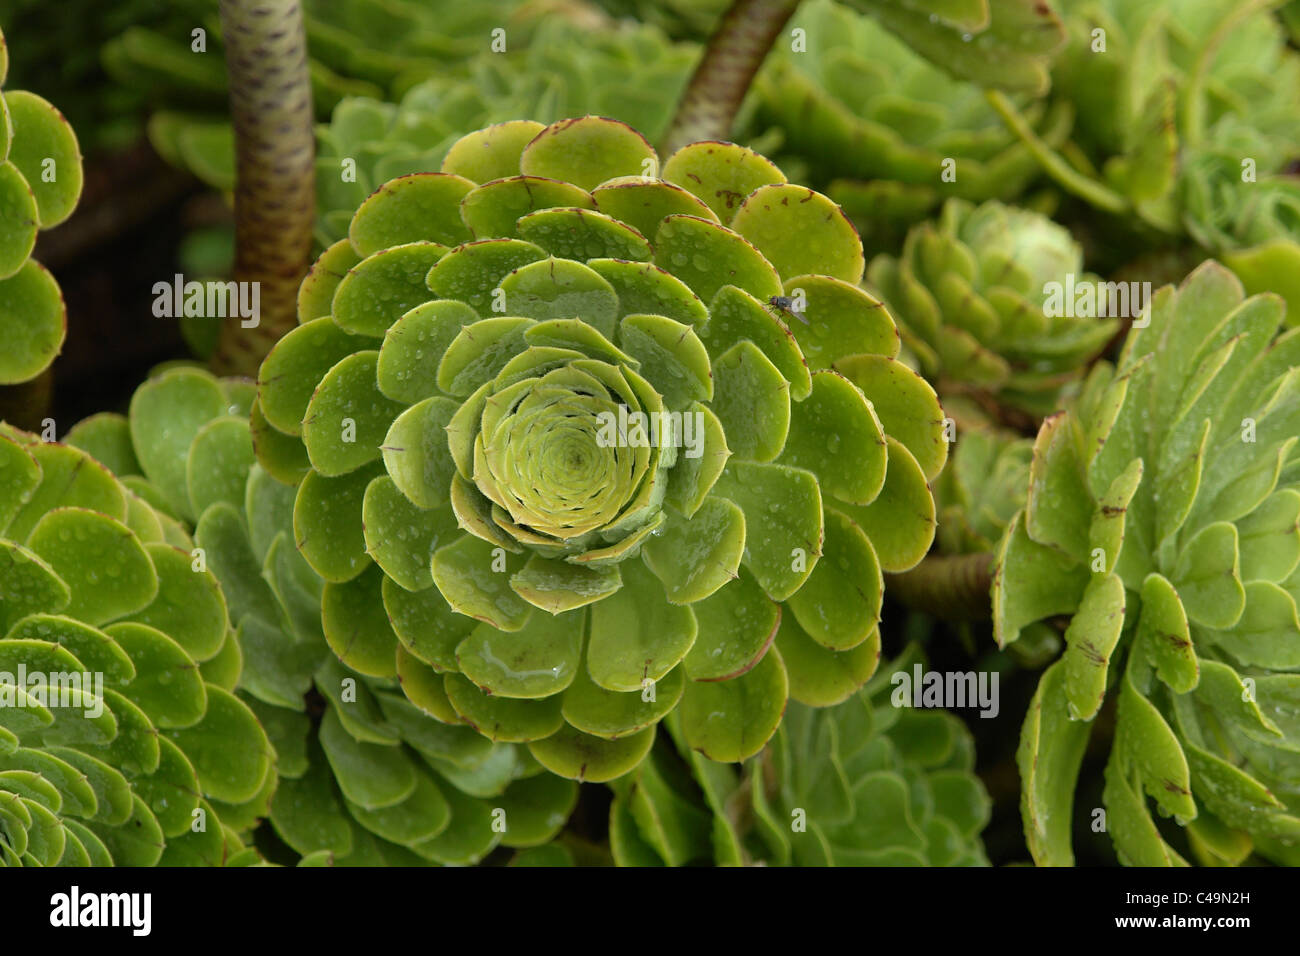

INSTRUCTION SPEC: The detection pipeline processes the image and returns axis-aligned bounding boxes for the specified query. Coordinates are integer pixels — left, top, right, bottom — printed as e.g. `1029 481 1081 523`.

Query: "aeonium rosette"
254 116 947 780
998 262 1300 866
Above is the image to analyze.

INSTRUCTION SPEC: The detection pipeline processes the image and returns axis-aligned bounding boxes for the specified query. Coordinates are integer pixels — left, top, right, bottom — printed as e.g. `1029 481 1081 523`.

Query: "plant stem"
661 0 802 155
885 551 994 622
985 90 1129 216
211 0 316 378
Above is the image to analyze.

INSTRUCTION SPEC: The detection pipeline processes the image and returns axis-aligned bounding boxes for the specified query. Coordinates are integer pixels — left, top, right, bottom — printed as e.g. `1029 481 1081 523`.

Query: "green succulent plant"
747 0 1070 251
311 18 697 246
995 260 1300 866
868 198 1119 417
0 418 273 866
1012 0 1300 313
609 645 991 866
253 115 947 784
0 24 84 385
88 365 580 865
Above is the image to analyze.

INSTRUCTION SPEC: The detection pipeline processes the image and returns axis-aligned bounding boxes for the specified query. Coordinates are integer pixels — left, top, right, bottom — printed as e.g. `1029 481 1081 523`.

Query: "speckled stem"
885 552 994 622
210 0 315 377
661 0 802 154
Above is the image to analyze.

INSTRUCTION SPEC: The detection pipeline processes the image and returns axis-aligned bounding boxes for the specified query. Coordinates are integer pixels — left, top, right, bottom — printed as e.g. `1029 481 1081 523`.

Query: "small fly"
767 295 808 325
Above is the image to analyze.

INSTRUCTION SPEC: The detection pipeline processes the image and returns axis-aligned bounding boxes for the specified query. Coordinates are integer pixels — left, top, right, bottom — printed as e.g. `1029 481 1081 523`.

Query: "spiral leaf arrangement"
83 366 578 866
0 417 272 866
253 115 946 782
869 199 1119 417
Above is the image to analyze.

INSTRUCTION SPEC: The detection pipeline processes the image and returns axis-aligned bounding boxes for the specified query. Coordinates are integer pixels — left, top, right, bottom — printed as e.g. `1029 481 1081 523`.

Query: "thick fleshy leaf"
302 351 405 476
321 565 399 677
0 260 65 385
833 354 947 481
129 368 228 519
731 184 864 283
348 172 474 256
712 461 822 602
64 413 140 479
518 207 651 261
456 608 584 699
443 673 564 743
653 215 782 305
1018 661 1091 866
186 416 254 516
436 317 533 397
1136 573 1197 694
593 177 717 241
776 614 879 707
7 442 124 544
25 508 156 625
587 558 696 692
381 397 459 510
684 568 780 682
787 508 881 651
679 647 787 762
1115 675 1196 823
562 665 685 740
498 258 619 338
661 141 785 221
1171 521 1245 629
250 399 311 485
297 239 361 323
1061 573 1127 721
316 708 415 811
528 723 655 782
703 284 810 401
332 242 447 337
106 622 206 729
784 275 899 368
125 543 227 663
440 120 545 183
0 161 37 279
259 319 368 437
460 177 595 239
510 555 622 615
165 685 272 805
4 91 83 227
642 498 745 605
384 572 476 674
663 402 730 519
497 772 579 849
431 534 531 631
709 341 790 463
377 302 479 405
519 116 656 192
992 512 1088 647
845 438 935 573
362 476 458 592
617 313 711 408
294 462 382 582
0 433 41 532
782 370 886 505
587 258 708 328
0 541 68 634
